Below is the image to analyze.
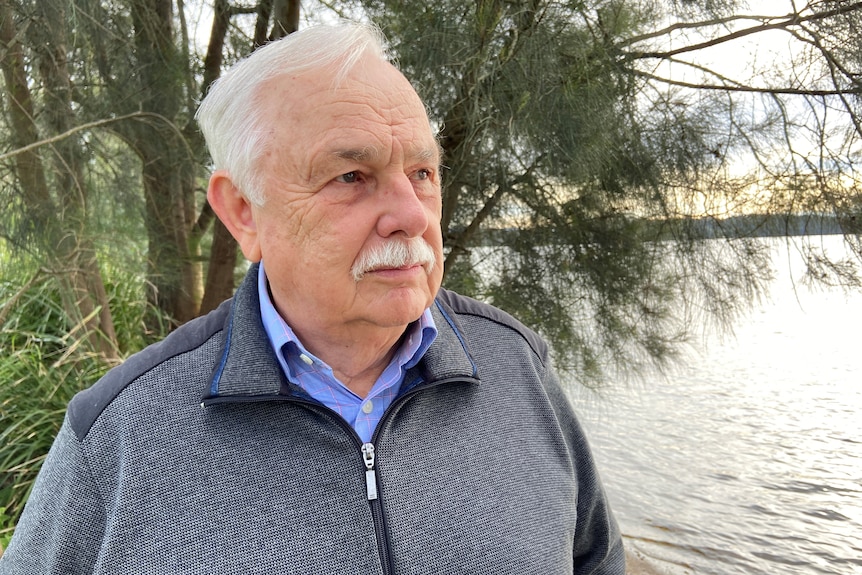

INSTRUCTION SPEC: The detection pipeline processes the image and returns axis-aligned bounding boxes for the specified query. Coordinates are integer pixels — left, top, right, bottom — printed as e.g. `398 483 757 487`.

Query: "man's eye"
413 169 431 181
335 171 360 183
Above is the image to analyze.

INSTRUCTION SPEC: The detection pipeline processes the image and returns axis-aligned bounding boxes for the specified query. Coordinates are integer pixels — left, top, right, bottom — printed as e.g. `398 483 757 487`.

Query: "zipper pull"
361 442 378 500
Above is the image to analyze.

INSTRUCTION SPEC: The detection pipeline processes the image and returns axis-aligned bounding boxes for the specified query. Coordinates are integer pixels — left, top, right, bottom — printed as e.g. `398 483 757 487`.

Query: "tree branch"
631 68 862 96
0 112 191 161
625 2 862 61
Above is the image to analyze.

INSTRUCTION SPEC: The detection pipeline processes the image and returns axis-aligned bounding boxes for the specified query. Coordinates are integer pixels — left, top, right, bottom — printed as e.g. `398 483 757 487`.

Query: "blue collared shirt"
257 262 437 442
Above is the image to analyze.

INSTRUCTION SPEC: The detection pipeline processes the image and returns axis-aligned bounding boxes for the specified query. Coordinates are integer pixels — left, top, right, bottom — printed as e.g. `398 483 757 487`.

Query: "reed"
0 265 165 537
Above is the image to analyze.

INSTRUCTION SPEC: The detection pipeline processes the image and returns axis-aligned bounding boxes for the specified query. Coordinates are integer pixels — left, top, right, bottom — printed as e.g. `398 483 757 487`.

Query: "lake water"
570 236 862 575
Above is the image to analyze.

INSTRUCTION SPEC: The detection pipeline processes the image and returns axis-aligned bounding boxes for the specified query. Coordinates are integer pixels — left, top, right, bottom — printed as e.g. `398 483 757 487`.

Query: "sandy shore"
626 548 674 575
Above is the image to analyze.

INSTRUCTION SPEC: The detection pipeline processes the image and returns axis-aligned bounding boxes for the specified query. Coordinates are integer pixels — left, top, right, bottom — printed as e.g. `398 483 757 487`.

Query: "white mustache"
351 238 437 281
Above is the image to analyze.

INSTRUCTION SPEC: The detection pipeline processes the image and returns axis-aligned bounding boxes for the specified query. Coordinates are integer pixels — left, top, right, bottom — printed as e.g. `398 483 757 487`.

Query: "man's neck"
292 323 408 398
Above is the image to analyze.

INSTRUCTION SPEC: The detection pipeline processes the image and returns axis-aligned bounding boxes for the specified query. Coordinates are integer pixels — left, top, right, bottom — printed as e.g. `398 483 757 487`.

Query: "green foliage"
353 0 774 383
0 506 13 554
0 261 165 530
0 0 859 539
2 0 859 389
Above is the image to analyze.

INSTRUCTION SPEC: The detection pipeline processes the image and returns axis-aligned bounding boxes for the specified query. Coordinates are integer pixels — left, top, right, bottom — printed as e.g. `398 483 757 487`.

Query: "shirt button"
362 400 374 414
299 354 314 366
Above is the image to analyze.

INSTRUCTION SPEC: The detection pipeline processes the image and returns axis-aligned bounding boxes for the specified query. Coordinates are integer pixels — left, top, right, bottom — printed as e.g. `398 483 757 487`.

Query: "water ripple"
573 237 862 575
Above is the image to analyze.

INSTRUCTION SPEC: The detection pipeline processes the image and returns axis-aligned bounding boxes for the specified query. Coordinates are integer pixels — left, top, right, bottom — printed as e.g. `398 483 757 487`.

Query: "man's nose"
375 173 430 238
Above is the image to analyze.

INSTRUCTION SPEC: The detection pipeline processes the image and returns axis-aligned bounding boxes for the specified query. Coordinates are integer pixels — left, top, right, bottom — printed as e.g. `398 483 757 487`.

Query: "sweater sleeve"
0 416 106 574
543 366 627 575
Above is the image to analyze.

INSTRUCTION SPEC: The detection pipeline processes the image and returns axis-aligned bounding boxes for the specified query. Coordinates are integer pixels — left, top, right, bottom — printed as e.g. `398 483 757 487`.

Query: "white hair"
195 21 390 205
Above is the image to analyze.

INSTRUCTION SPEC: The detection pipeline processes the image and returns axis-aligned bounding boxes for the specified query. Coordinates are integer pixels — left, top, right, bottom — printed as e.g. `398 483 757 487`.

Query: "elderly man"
1 22 624 574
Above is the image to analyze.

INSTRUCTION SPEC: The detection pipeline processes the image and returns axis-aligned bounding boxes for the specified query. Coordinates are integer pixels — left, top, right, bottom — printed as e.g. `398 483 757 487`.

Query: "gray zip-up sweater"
1 266 625 574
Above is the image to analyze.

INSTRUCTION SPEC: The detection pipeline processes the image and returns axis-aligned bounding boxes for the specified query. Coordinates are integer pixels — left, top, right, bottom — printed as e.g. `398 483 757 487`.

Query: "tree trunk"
129 0 201 326
0 0 119 359
0 1 53 230
199 220 237 314
269 0 300 40
199 0 301 313
197 0 239 314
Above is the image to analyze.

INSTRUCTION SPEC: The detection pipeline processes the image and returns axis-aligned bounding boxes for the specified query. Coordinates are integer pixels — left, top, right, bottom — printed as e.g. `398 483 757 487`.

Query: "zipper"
362 380 466 575
362 441 393 575
361 442 378 500
203 376 475 575
204 393 395 573
358 379 477 575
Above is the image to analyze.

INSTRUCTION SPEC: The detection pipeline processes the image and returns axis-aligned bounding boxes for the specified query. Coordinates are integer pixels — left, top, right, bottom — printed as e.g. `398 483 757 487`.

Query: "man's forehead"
261 55 412 104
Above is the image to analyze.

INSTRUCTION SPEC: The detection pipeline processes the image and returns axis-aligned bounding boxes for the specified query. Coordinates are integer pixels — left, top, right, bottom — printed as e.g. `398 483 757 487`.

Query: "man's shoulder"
434 288 548 360
66 299 232 440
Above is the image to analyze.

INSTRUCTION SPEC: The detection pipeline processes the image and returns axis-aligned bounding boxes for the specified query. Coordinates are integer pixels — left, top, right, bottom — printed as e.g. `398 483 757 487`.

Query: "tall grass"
0 265 166 542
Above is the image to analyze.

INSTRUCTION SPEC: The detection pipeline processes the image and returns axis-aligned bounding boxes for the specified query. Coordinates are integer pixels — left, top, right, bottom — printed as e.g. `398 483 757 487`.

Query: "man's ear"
207 170 262 262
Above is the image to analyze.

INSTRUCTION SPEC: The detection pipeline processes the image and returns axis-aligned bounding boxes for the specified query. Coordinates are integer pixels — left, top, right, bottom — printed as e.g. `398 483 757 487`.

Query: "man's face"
247 55 444 343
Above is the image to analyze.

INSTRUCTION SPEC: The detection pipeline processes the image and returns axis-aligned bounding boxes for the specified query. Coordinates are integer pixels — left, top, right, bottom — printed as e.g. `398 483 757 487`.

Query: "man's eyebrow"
331 145 440 163
415 146 441 162
333 147 379 162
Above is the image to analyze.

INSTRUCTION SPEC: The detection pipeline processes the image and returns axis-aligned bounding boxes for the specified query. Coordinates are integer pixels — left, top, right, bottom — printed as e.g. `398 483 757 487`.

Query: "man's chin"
360 287 434 326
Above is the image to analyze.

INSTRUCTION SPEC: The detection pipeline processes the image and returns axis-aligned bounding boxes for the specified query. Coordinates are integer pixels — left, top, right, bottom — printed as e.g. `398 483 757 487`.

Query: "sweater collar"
203 264 479 404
